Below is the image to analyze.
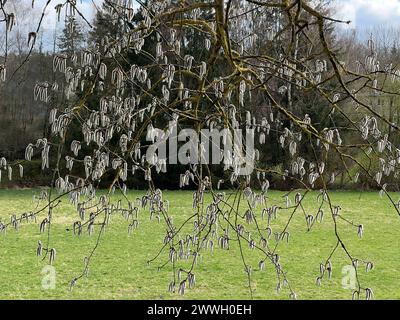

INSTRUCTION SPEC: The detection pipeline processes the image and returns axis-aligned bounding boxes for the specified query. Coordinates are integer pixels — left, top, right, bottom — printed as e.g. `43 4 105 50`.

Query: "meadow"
0 188 399 300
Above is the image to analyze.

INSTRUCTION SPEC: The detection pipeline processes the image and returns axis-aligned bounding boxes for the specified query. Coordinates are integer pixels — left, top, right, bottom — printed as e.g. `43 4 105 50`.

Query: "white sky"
36 0 400 31
335 0 400 29
17 0 102 50
37 0 100 30
10 0 400 51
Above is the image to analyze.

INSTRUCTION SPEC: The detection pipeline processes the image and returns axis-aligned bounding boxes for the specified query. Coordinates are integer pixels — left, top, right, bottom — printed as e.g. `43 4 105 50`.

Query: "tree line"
1 1 400 190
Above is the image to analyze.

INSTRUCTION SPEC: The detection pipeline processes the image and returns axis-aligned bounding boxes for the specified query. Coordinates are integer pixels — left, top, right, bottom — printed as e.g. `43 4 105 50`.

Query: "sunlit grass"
0 189 399 300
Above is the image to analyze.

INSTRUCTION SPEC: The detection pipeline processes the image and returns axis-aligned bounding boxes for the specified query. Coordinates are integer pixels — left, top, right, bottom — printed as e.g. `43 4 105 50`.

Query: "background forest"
1 0 400 190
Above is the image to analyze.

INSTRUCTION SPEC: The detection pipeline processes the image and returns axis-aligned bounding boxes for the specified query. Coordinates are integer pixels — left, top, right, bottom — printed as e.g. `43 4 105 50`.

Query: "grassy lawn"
0 189 399 300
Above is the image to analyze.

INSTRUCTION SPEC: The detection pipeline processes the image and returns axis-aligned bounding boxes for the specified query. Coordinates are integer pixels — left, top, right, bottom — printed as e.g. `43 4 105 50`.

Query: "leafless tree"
1 0 400 300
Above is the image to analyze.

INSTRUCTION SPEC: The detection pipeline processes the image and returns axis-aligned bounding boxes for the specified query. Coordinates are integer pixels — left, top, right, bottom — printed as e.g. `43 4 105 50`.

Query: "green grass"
0 189 399 300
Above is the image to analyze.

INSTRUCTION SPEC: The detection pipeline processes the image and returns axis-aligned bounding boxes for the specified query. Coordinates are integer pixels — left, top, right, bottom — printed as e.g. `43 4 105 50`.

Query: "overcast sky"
37 0 99 30
334 0 400 29
32 0 400 43
35 0 400 30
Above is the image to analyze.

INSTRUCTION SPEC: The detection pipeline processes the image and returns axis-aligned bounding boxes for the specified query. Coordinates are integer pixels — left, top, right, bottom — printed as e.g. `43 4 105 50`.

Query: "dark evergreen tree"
58 16 84 56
